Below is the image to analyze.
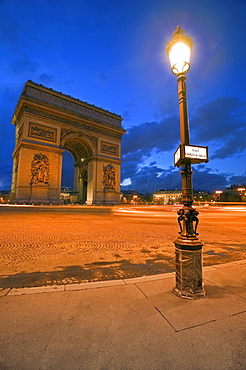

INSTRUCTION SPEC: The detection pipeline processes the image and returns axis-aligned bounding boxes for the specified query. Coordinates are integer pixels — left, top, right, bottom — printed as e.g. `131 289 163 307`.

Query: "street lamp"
215 190 222 202
237 188 245 197
167 26 208 299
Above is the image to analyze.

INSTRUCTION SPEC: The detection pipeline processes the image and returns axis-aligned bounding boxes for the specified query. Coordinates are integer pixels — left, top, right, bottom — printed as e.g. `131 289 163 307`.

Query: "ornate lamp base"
174 238 205 299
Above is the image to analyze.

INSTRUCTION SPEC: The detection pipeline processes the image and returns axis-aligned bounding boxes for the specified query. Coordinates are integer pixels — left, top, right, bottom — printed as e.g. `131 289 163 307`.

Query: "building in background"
217 184 246 202
153 189 182 204
153 189 211 205
120 190 145 204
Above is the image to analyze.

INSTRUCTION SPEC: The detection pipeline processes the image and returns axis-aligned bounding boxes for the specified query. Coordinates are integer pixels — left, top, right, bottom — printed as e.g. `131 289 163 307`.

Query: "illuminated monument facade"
10 81 125 204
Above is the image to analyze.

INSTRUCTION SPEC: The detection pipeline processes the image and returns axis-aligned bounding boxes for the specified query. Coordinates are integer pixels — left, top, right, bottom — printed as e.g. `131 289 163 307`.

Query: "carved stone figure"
102 164 116 190
30 153 49 185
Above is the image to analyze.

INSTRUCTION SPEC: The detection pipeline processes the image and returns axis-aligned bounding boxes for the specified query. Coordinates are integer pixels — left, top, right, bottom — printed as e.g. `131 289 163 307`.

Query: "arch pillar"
11 141 63 204
86 159 94 205
73 162 88 204
92 157 121 205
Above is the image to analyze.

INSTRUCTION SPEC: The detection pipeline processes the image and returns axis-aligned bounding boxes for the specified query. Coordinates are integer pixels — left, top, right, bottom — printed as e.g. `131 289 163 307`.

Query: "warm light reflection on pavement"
113 207 179 216
0 204 245 289
113 205 246 216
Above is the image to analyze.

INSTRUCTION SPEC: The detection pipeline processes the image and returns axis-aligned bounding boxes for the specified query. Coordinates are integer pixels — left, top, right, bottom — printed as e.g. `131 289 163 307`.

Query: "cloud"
121 149 151 181
122 115 179 155
96 72 108 82
0 86 21 130
211 134 246 159
228 173 246 186
191 165 229 191
38 73 55 85
0 85 22 189
121 162 232 194
7 54 39 76
0 10 22 51
0 163 12 189
191 96 246 158
121 101 138 121
121 95 246 193
121 164 172 193
122 96 245 161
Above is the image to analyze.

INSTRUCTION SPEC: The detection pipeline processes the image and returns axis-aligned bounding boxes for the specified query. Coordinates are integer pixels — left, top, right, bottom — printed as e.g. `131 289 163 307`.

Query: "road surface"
0 204 245 288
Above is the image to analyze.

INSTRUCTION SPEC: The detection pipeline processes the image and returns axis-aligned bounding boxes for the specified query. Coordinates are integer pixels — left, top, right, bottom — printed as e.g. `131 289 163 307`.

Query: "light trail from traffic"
0 205 245 288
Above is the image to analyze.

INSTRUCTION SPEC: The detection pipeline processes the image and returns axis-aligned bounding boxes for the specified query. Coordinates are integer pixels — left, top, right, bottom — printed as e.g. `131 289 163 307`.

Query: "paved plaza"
0 204 246 288
0 260 246 369
0 205 246 369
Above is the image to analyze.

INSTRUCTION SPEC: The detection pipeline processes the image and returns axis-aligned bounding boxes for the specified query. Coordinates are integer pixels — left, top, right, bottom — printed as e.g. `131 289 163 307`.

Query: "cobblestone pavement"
0 205 246 288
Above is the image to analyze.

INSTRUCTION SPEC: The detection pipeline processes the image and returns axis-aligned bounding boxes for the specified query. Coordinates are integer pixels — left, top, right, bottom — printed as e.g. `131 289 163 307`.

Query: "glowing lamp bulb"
169 42 191 75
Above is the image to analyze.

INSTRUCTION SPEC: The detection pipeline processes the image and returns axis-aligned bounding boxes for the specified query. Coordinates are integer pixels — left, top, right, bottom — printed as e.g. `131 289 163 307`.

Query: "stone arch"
61 134 95 204
61 133 95 160
10 81 126 204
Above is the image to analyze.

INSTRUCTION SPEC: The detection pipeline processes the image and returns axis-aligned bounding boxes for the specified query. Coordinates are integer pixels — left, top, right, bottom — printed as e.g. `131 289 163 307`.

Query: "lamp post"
215 190 222 202
237 188 245 198
166 26 206 299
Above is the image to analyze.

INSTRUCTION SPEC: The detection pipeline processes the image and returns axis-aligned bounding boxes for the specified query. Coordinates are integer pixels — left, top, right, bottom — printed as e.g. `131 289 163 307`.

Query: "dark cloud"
211 135 246 159
7 54 39 76
0 84 22 122
121 162 232 194
121 95 246 192
192 97 241 141
0 11 22 51
121 102 138 121
0 83 22 102
191 165 229 191
0 6 41 54
228 173 246 186
38 73 55 85
0 162 12 189
96 72 108 82
0 85 22 189
122 115 179 155
121 164 172 193
0 87 20 142
121 149 153 180
122 96 246 161
191 96 246 158
154 94 178 119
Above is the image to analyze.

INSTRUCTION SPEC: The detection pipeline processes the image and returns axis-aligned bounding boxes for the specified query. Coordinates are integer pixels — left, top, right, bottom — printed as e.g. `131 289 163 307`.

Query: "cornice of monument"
17 102 125 140
12 80 124 130
26 80 122 118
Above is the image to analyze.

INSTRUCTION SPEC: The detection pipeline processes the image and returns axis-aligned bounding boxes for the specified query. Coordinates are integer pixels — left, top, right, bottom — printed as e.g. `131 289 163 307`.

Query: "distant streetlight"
237 188 245 197
166 26 208 299
215 190 222 202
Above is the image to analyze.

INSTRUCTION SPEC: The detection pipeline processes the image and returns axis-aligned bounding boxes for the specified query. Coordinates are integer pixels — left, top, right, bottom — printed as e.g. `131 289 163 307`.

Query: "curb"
1 259 246 297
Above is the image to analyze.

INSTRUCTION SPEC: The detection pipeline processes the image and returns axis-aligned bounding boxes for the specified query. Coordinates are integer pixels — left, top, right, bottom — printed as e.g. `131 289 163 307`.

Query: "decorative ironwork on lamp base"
173 205 205 299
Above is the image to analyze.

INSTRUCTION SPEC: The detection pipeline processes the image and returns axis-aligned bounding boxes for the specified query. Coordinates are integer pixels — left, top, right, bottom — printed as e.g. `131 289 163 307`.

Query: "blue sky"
0 0 246 193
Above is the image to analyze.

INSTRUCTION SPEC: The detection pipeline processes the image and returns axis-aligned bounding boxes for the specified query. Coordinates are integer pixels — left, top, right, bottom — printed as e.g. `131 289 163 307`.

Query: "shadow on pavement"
0 259 175 289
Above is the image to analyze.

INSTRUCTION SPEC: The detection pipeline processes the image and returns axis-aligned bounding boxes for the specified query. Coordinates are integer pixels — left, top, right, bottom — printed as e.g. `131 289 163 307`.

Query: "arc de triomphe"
10 81 126 204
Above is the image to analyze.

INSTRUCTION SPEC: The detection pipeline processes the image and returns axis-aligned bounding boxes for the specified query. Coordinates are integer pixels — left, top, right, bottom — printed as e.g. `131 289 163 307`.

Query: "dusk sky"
0 0 246 194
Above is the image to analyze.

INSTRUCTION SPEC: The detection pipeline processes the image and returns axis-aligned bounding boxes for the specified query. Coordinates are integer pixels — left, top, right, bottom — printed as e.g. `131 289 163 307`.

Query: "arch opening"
62 137 94 204
62 151 74 188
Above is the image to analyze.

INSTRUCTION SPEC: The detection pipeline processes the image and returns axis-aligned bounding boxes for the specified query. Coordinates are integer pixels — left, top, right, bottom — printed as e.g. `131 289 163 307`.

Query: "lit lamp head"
166 25 193 76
